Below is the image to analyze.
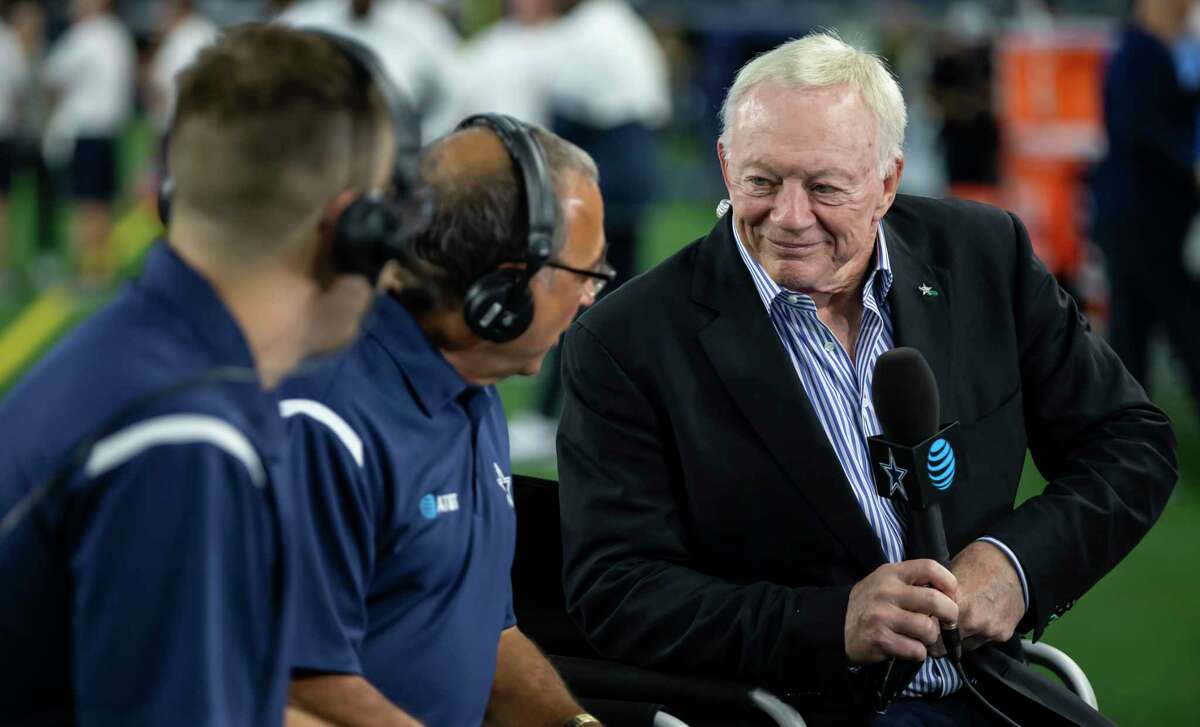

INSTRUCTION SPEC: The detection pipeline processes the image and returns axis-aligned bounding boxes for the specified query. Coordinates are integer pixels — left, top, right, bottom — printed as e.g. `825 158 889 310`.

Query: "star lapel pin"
918 283 939 298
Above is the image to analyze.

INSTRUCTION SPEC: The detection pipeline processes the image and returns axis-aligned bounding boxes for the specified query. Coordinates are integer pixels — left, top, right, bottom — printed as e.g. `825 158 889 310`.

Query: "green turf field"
2 163 1196 725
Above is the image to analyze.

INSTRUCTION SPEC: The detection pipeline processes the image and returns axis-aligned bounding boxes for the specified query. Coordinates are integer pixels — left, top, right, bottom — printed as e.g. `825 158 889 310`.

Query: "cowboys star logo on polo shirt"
493 462 514 508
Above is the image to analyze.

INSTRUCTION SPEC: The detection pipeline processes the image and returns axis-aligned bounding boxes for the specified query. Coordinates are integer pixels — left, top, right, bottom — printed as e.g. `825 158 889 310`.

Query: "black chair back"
511 474 601 658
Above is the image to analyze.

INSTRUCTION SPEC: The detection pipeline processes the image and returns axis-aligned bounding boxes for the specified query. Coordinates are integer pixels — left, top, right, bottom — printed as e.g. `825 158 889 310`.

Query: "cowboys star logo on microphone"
877 449 908 500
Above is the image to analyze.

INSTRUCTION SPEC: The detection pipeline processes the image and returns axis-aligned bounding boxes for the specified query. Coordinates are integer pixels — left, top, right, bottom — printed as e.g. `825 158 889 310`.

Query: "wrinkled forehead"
727 83 875 144
724 83 879 170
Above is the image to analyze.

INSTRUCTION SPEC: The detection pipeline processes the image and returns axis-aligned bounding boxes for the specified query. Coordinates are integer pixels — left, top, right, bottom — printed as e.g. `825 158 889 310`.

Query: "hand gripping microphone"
868 347 963 664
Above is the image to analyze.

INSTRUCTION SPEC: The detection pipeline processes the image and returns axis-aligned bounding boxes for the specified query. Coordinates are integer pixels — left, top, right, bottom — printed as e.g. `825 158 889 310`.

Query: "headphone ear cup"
157 175 174 226
463 269 535 343
331 195 401 280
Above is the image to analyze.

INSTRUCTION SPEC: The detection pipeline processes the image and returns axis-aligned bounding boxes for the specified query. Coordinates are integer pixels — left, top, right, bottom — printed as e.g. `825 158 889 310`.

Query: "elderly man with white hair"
556 32 1175 725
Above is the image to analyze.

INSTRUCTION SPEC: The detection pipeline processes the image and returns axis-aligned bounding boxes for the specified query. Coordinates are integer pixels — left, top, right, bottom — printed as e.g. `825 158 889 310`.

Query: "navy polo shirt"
0 242 297 726
282 294 517 726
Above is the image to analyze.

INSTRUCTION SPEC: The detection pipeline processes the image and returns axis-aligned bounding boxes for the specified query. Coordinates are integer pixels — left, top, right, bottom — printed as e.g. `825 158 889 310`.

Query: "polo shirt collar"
366 294 476 418
137 240 257 370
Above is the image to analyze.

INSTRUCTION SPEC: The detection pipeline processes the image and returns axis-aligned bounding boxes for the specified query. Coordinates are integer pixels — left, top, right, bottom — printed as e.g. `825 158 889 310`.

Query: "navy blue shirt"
0 242 297 726
282 294 516 726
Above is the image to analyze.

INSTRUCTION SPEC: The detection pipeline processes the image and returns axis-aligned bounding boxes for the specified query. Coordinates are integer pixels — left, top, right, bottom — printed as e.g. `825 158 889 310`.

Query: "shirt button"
789 295 801 304
824 341 836 353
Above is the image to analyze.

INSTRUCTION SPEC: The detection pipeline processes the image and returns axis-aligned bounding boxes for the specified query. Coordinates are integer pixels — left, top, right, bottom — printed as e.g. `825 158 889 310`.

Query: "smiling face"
718 82 903 298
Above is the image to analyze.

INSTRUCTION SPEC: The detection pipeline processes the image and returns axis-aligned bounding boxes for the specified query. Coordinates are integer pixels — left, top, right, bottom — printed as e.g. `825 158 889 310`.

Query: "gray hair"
536 126 600 252
719 32 907 178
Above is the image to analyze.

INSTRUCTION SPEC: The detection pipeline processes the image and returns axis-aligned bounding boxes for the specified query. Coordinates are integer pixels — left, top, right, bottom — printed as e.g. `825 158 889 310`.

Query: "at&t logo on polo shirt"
419 492 460 520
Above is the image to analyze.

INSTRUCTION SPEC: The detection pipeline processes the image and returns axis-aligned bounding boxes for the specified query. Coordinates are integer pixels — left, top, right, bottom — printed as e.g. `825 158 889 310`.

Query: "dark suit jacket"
556 194 1177 718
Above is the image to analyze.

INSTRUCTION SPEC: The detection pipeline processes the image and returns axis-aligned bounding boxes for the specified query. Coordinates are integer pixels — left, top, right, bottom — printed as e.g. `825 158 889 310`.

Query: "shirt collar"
365 293 477 417
729 214 894 314
136 240 257 369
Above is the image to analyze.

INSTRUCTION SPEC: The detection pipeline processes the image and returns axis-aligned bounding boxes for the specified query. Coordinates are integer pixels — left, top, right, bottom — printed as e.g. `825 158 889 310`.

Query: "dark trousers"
1099 226 1200 423
871 690 1010 726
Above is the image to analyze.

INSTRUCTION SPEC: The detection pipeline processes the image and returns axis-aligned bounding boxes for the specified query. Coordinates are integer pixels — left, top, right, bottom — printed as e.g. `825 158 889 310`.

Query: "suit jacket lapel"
692 218 886 572
882 219 957 422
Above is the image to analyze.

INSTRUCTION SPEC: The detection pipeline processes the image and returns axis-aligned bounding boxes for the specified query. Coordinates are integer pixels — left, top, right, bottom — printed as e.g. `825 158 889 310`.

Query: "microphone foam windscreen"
871 347 940 446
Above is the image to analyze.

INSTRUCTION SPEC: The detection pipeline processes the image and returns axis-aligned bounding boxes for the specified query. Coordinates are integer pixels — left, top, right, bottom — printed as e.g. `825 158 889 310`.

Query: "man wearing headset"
282 117 612 726
0 25 407 725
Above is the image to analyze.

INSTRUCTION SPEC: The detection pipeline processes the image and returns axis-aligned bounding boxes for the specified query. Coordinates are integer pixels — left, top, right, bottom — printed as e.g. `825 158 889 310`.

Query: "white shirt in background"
149 13 220 131
42 13 136 164
374 0 463 134
545 0 670 128
277 0 462 140
0 21 29 139
457 19 557 127
375 0 460 60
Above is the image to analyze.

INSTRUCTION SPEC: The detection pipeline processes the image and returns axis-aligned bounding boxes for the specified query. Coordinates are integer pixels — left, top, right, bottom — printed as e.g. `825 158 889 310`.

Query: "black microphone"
870 347 963 664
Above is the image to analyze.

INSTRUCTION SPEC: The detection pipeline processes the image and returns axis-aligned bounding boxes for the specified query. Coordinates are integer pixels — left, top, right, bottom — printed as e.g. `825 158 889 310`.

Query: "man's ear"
319 188 360 240
717 138 734 193
309 189 362 284
877 156 905 220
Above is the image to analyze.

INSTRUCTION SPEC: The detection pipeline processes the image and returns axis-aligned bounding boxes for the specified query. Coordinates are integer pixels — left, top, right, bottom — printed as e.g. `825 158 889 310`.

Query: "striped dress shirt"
731 222 962 698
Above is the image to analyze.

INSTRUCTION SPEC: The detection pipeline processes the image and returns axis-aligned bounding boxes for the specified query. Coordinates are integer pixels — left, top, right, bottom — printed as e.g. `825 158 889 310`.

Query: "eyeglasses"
544 260 617 297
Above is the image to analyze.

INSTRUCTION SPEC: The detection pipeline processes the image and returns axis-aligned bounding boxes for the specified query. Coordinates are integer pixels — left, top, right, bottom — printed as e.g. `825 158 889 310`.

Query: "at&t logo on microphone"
927 438 956 491
868 423 964 508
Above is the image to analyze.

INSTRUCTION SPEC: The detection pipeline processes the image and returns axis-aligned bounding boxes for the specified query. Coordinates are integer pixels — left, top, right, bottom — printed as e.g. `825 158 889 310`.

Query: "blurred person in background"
464 0 670 461
458 0 560 127
147 0 219 135
1093 0 1200 423
276 0 461 140
372 0 461 72
282 118 610 727
0 0 44 288
1169 3 1200 278
41 0 135 287
926 1 1001 206
4 0 55 277
0 24 399 724
0 1 29 288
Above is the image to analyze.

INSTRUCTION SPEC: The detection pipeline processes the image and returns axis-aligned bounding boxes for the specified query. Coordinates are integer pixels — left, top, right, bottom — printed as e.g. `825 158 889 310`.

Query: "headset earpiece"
330 192 406 278
463 268 536 343
456 113 558 344
157 174 174 227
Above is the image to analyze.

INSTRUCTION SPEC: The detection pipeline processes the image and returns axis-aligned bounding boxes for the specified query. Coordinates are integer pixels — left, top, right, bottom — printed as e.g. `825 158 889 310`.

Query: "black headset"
456 113 558 343
157 29 425 283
